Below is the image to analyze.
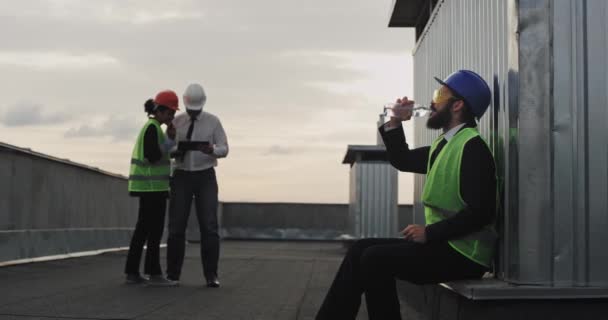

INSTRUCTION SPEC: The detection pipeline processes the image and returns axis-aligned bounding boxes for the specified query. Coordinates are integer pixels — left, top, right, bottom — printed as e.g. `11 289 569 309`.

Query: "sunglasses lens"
431 89 439 103
432 87 457 105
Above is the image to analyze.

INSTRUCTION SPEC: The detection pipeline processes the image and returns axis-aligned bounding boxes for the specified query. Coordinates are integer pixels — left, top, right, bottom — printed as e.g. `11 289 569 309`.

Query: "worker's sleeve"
425 137 497 242
143 125 162 163
211 120 229 158
379 123 430 174
161 136 176 154
167 118 180 154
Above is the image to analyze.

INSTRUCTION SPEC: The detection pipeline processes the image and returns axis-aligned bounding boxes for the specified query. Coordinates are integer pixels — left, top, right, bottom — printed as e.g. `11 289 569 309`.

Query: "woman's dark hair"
144 99 169 116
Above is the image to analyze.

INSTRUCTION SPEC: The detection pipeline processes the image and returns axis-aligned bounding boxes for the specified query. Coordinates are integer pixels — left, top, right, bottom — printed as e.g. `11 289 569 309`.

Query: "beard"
187 109 202 118
426 102 453 130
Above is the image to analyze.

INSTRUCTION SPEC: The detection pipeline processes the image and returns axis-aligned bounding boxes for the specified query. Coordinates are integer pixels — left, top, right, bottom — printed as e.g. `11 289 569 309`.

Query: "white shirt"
171 111 229 172
443 123 466 141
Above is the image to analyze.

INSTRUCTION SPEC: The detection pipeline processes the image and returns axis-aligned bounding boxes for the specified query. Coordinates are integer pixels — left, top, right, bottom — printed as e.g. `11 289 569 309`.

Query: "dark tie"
429 138 447 169
180 116 196 159
186 116 196 140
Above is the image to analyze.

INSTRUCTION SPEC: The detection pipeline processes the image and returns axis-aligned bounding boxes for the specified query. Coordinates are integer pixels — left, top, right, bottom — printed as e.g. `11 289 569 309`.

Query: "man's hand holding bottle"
386 96 415 128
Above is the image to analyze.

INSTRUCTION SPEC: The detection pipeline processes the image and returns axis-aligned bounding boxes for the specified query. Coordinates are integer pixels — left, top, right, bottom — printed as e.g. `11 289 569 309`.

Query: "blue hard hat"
434 70 491 119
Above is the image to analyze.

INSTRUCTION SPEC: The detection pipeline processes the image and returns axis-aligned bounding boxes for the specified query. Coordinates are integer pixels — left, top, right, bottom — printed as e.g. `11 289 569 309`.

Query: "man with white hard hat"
166 83 229 287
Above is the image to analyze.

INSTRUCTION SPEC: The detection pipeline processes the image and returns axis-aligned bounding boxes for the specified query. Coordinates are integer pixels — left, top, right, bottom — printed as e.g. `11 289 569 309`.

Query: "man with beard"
316 70 497 320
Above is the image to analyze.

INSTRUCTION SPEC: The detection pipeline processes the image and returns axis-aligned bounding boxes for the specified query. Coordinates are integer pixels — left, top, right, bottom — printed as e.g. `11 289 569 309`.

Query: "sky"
0 0 417 204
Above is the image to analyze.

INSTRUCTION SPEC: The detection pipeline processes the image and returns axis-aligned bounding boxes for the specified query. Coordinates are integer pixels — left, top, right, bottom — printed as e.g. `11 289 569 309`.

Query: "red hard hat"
154 90 179 111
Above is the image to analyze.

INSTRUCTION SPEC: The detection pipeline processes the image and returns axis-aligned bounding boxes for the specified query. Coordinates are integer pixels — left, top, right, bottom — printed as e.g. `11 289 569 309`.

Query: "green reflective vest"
128 119 170 192
421 127 497 267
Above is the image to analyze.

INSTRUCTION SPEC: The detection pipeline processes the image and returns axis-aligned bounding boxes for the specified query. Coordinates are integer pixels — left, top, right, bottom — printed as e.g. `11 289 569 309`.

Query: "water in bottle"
383 103 431 119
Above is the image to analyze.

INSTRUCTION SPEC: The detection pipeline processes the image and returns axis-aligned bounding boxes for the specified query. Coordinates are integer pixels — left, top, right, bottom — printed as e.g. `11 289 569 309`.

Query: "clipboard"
177 141 210 151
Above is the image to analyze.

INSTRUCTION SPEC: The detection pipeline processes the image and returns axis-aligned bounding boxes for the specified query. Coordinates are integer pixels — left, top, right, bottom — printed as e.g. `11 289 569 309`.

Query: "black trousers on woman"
124 193 167 276
315 238 487 320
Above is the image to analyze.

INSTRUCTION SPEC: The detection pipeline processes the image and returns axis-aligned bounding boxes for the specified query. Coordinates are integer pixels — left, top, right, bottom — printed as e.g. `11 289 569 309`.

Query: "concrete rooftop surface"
0 241 369 320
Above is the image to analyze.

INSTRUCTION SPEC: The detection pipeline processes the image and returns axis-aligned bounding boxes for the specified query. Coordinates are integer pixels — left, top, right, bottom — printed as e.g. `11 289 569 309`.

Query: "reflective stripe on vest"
130 158 171 167
128 175 170 181
421 127 497 267
128 119 171 193
423 202 498 245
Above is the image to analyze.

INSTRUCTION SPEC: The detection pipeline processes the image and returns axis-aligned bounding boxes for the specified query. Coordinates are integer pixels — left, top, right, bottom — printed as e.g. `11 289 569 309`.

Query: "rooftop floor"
0 240 368 320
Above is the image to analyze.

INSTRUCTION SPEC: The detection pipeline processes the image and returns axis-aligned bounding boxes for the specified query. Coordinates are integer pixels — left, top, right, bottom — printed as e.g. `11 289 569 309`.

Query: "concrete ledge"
219 228 348 241
397 279 608 320
0 228 133 263
440 278 608 300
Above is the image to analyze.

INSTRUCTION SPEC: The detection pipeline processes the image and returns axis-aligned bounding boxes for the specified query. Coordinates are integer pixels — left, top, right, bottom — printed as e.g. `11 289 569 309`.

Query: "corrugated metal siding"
410 0 608 287
349 162 399 238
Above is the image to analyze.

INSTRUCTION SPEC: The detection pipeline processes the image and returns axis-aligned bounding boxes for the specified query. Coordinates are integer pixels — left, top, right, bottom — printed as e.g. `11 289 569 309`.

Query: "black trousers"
124 193 167 276
316 238 487 320
167 168 219 280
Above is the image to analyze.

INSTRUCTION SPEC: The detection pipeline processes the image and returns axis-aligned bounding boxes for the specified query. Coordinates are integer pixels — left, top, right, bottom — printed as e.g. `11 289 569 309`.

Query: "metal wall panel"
516 0 553 285
584 0 608 286
349 162 399 238
552 0 608 286
409 0 608 286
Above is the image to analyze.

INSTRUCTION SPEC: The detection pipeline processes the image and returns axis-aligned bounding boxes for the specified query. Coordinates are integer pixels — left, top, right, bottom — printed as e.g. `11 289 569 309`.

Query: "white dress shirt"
171 111 229 172
443 123 467 141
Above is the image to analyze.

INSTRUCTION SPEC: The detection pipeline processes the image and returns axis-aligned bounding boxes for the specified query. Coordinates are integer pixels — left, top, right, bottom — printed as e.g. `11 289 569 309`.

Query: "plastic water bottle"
383 103 431 119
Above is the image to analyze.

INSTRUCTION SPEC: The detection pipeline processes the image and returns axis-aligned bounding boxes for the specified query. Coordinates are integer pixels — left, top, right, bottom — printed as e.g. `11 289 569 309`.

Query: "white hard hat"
183 83 206 111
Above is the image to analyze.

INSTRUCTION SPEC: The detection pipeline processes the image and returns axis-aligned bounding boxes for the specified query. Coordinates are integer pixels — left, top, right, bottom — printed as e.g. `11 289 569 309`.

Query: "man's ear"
451 100 466 113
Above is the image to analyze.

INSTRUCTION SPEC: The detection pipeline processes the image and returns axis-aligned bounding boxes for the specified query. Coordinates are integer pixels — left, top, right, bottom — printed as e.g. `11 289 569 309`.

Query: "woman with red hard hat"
124 90 179 286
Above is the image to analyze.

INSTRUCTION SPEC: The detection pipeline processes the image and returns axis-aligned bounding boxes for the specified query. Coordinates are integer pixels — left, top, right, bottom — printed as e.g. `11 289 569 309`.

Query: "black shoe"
206 275 220 288
165 275 180 285
147 275 179 287
125 274 148 284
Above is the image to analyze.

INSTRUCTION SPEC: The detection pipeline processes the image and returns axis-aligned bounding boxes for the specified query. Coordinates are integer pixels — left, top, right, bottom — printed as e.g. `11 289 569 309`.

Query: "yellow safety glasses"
432 87 462 105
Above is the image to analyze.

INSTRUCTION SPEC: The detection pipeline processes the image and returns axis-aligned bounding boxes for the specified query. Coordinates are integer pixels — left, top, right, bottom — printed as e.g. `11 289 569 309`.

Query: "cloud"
0 51 120 70
283 50 413 102
1 0 204 25
128 11 204 24
65 115 140 141
0 102 71 127
263 145 294 156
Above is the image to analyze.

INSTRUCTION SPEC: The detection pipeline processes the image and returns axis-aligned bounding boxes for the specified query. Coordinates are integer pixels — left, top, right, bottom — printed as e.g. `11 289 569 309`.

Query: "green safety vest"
128 119 171 192
421 127 497 267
